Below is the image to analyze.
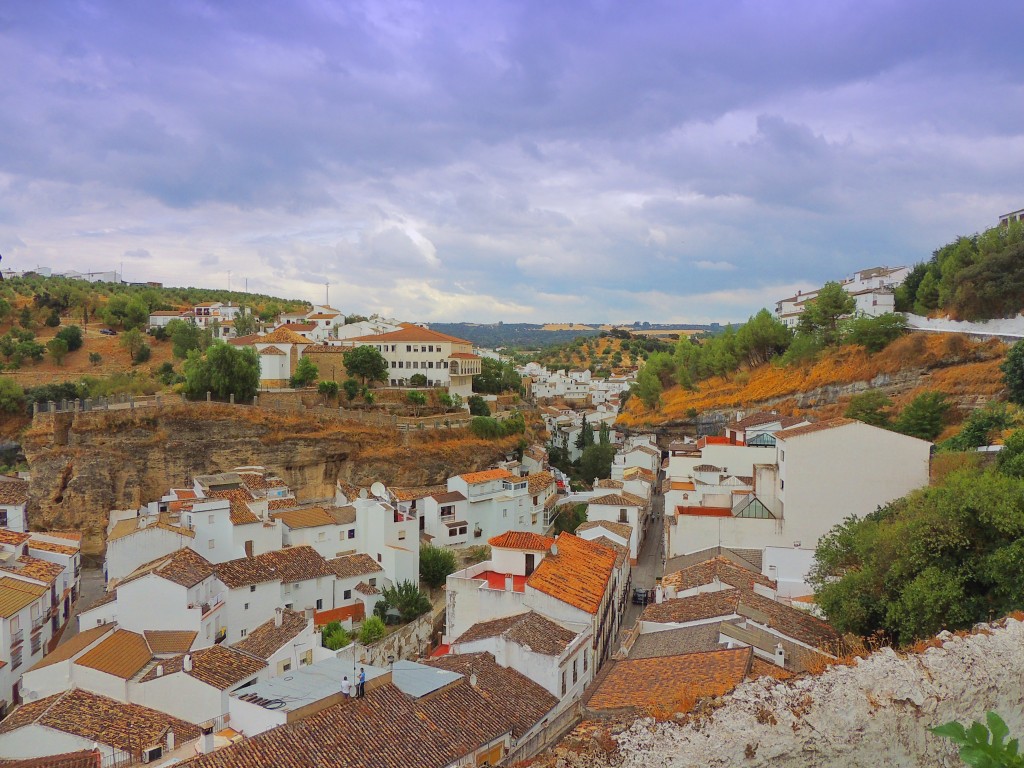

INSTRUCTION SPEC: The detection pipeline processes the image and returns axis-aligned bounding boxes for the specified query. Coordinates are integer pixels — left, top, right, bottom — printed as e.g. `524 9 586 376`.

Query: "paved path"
57 567 105 646
618 476 665 644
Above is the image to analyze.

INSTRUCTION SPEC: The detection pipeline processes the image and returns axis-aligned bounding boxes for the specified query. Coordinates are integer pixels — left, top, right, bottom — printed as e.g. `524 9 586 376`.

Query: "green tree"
631 365 663 409
845 390 894 427
468 395 490 416
358 615 386 644
167 319 203 359
942 402 1014 452
374 580 431 623
473 358 522 394
575 415 594 450
736 308 792 366
914 270 940 314
420 544 458 589
997 429 1024 478
88 352 102 367
409 373 428 387
0 298 10 324
798 282 856 345
342 378 360 401
120 328 146 362
341 345 388 385
318 380 340 398
290 356 318 388
894 391 950 441
55 325 84 352
555 504 587 534
183 343 260 401
579 443 615 482
599 422 611 446
18 306 33 329
232 310 258 338
1000 340 1024 405
17 338 45 364
0 378 25 413
321 621 352 651
46 337 69 365
407 391 427 414
843 314 909 353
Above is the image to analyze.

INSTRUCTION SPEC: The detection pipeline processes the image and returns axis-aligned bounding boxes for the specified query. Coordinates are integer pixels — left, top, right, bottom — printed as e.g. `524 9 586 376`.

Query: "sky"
1 1 1022 324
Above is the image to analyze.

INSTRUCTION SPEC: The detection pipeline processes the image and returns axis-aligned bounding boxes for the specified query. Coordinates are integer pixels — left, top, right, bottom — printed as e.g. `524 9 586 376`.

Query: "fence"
504 701 583 765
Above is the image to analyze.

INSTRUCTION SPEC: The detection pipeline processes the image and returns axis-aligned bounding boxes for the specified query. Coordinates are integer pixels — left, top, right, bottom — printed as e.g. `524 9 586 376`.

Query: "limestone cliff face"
23 405 512 553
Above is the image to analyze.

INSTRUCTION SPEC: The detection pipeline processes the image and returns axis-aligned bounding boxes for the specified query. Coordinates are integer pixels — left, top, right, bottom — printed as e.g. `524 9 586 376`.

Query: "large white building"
345 326 482 396
775 266 910 329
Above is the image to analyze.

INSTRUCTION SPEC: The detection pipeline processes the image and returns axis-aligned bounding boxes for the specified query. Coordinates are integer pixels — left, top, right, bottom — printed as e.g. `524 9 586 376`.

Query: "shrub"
290 357 318 388
409 373 427 386
133 343 152 364
374 581 431 623
420 544 458 588
0 378 25 414
321 621 352 650
318 380 340 397
46 337 69 365
342 378 360 401
88 352 102 367
44 309 61 327
843 313 909 353
358 615 386 644
55 325 83 352
894 391 950 441
467 395 489 416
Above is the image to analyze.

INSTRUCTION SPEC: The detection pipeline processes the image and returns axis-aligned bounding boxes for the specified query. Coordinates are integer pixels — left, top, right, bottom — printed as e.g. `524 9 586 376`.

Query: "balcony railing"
31 615 46 631
10 629 22 646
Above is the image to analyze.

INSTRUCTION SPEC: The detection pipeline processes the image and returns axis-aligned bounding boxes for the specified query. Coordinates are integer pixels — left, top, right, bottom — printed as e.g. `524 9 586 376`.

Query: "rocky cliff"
23 404 515 553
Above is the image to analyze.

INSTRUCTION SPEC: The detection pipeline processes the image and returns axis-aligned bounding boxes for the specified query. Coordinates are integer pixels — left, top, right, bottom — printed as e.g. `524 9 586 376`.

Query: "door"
525 553 536 576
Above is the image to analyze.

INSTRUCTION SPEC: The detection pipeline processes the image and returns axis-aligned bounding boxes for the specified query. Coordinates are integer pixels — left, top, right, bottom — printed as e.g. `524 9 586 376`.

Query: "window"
583 650 588 672
208 539 215 550
573 658 578 684
398 530 406 540
240 628 247 637
449 527 458 537
206 624 211 639
344 589 352 600
428 362 434 368
406 345 412 352
208 514 215 524
780 450 785 461
533 496 538 505
318 531 326 541
781 480 785 490
619 509 628 523
348 529 356 539
368 578 377 587
250 585 256 593
244 603 249 610
316 598 323 610
561 671 566 695
377 553 382 562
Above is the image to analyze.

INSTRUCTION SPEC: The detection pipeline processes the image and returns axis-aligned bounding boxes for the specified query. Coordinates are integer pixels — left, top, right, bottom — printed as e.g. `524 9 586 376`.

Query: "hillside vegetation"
896 219 1024 320
528 332 675 376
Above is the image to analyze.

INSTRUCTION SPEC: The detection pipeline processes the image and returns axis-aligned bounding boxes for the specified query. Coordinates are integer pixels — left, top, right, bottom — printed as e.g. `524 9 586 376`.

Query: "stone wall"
353 605 445 666
545 616 1024 768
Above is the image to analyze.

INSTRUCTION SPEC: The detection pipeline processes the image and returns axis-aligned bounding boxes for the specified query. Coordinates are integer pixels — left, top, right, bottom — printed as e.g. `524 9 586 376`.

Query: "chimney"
275 607 283 627
156 664 164 677
469 673 478 688
305 607 315 622
774 643 786 668
199 722 215 754
504 574 513 592
183 654 193 673
166 729 175 752
655 585 664 604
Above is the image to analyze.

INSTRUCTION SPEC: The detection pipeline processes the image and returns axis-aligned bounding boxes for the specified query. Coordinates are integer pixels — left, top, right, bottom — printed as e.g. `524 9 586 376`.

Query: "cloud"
0 1 1021 322
123 248 151 259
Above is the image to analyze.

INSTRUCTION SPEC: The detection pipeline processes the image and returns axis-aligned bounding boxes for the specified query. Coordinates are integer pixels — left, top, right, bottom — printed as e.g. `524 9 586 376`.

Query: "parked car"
631 587 650 606
99 328 117 336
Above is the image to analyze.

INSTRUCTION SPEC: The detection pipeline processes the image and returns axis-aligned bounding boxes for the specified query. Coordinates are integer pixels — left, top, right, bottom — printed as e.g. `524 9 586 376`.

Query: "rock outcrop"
23 404 514 553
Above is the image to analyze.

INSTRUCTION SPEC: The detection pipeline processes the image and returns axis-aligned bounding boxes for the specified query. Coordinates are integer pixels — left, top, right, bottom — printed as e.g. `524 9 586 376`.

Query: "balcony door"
525 553 536 576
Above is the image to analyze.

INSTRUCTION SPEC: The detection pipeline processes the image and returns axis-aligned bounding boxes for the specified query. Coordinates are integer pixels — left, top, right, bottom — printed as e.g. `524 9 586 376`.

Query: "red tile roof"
459 468 513 484
775 417 856 440
348 326 472 345
488 531 555 551
526 534 616 615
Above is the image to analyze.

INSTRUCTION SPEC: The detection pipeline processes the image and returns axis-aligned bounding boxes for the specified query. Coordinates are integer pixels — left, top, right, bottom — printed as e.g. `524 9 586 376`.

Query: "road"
618 477 665 643
56 567 105 646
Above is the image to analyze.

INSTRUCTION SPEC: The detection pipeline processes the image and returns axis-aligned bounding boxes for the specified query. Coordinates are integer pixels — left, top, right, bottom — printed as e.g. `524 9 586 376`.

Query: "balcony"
9 629 22 646
31 615 46 631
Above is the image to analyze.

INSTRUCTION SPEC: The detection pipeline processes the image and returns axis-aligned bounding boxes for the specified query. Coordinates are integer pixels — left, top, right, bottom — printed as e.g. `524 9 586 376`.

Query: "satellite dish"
358 488 368 499
27 690 38 700
370 482 387 499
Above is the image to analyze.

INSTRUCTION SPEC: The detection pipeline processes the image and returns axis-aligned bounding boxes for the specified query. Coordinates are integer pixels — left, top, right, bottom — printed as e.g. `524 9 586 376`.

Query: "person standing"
341 675 352 698
357 667 366 698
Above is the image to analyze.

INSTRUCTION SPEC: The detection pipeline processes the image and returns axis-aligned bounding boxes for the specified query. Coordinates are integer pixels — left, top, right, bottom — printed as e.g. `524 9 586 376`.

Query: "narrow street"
56 566 105 646
618 476 665 644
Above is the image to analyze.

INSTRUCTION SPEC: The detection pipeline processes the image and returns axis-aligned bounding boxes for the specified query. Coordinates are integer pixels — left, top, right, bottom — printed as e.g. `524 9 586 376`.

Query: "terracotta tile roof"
775 417 856 440
664 546 763 573
458 468 513 484
258 345 286 355
588 492 646 507
628 623 735 659
144 630 199 654
43 531 82 542
596 479 624 489
216 545 333 589
626 444 661 458
272 506 335 529
692 463 723 472
749 656 796 680
326 505 357 525
488 531 555 551
576 520 633 540
735 590 841 650
426 652 558 738
448 351 480 359
29 623 116 670
27 539 79 556
283 322 316 332
140 645 266 689
228 334 260 346
0 689 199 755
527 534 616 615
586 647 753 714
255 326 310 345
178 681 509 768
0 555 64 584
328 553 383 579
453 611 579 657
0 477 28 506
662 556 776 593
355 580 379 595
120 548 215 589
589 536 628 567
267 498 300 511
207 488 261 525
0 749 101 767
107 513 195 542
300 343 345 353
640 589 742 625
0 529 30 546
0 577 48 619
75 629 153 679
623 466 656 482
391 484 447 501
729 411 785 429
231 609 308 659
348 326 472 345
306 313 340 320
431 490 466 504
526 471 555 495
670 480 696 491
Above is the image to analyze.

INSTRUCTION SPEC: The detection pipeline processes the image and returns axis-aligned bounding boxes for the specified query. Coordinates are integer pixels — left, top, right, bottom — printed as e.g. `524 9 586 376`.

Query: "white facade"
775 266 909 328
346 327 482 396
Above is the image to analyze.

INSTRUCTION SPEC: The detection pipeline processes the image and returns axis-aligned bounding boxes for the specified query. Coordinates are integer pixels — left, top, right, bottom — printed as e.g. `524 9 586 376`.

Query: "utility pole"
228 270 232 292
325 280 330 306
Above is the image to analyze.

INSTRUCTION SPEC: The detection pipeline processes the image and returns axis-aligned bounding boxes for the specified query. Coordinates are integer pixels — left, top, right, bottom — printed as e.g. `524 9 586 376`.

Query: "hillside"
618 333 1007 436
530 334 676 375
